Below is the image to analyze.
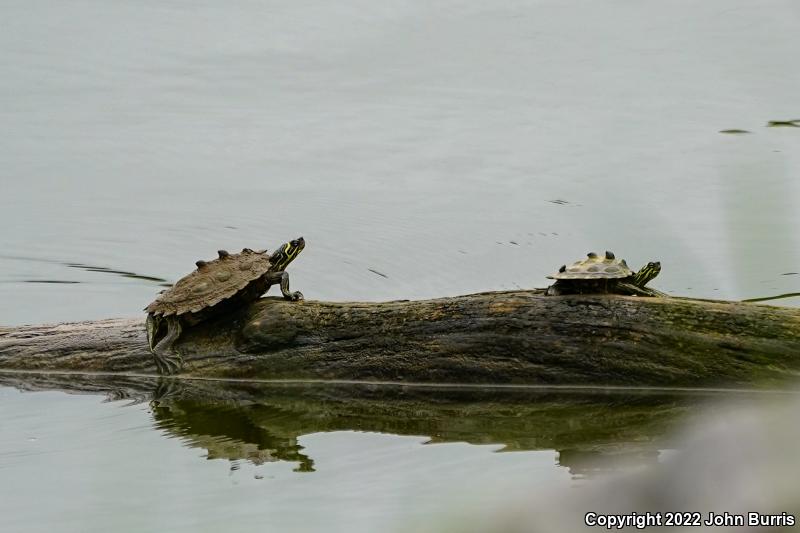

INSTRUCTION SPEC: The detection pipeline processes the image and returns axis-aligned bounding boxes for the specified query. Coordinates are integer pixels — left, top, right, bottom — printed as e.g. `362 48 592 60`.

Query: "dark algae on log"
2 290 800 388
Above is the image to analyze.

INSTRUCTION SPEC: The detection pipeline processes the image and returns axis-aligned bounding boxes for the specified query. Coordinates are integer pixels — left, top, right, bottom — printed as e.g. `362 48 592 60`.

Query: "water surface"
0 378 771 533
2 1 799 531
2 0 799 326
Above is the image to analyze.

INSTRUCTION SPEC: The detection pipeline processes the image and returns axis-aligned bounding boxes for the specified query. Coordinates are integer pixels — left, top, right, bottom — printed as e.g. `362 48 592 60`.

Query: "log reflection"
2 373 732 475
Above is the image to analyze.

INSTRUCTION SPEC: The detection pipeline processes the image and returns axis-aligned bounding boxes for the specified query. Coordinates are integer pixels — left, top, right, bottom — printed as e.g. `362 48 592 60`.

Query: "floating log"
1 290 799 388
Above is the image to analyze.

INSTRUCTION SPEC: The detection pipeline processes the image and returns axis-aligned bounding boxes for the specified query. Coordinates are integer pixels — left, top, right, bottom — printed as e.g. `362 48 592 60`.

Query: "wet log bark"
1 290 799 388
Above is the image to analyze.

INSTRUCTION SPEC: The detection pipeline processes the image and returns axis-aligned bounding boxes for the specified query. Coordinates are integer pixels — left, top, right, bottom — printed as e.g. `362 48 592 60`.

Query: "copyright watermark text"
584 511 796 529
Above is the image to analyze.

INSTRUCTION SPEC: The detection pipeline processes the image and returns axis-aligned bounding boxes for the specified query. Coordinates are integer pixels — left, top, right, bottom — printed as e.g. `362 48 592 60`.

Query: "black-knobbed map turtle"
145 237 305 374
545 251 663 297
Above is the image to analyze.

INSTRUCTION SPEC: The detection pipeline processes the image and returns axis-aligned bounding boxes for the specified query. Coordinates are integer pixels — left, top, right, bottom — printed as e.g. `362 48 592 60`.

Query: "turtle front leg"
151 316 184 375
268 271 303 301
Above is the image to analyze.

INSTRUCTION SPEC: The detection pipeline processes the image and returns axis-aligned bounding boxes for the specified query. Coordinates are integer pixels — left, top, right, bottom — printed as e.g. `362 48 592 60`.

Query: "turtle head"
632 261 661 288
270 237 305 271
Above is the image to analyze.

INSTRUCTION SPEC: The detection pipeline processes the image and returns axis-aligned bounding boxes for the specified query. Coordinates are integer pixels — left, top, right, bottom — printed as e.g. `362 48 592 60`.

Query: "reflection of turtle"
145 237 305 374
545 251 663 297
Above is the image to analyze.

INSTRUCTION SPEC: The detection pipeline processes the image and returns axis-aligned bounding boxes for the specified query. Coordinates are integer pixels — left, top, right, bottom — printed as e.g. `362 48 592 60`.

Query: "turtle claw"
149 315 183 375
291 291 304 302
152 341 183 376
153 352 183 375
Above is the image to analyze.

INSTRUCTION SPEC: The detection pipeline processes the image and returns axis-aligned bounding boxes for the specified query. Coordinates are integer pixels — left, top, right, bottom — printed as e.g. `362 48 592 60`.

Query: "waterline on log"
2 369 799 396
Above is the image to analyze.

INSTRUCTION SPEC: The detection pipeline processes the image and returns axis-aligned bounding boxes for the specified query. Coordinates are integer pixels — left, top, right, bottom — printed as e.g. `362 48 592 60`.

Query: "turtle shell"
145 248 272 317
546 251 633 280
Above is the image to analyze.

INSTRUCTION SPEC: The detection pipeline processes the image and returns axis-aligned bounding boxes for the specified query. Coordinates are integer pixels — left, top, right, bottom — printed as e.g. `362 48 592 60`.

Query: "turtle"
545 251 664 297
145 237 305 374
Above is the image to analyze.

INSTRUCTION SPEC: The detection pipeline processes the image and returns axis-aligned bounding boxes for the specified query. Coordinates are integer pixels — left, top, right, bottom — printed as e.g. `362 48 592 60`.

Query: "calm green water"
0 378 764 533
1 0 799 531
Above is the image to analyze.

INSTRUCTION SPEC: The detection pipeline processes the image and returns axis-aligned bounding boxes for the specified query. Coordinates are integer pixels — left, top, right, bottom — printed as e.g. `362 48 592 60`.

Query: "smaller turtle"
545 251 664 297
145 237 305 374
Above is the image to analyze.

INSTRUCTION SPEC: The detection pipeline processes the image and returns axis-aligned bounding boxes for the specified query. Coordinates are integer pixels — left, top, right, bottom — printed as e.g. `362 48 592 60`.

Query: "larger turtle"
545 251 664 297
145 237 305 374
